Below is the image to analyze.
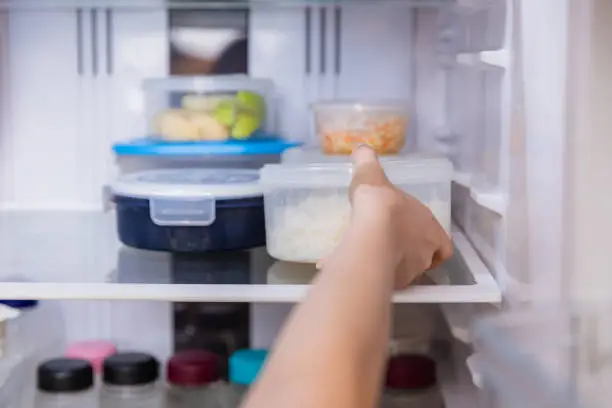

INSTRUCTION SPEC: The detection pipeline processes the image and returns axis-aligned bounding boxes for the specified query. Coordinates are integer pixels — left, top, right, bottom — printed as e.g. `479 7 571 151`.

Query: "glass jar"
100 352 163 408
381 354 443 408
166 350 223 408
35 358 95 408
224 349 268 408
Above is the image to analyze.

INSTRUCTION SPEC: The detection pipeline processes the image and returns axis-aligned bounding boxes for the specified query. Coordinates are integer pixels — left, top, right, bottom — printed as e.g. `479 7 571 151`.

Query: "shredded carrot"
318 116 408 154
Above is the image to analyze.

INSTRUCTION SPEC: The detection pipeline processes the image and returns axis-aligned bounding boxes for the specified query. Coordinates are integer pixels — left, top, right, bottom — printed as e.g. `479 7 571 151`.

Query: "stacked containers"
113 75 299 174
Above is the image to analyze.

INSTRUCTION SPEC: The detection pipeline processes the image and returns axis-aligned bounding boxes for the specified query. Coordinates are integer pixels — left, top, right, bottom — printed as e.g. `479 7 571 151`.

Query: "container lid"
37 358 94 393
167 350 220 386
143 75 273 94
65 341 117 374
385 354 437 390
113 137 300 157
229 349 268 386
262 155 452 188
281 148 443 165
0 299 37 309
103 352 159 386
112 169 262 200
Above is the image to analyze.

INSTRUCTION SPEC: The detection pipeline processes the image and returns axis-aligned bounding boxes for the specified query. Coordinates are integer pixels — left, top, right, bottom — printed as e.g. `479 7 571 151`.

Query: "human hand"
348 145 453 289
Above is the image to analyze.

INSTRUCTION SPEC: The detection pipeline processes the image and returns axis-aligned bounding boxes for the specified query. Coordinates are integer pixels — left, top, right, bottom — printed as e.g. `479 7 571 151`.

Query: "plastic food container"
111 169 265 252
313 101 410 155
145 75 274 142
260 157 452 263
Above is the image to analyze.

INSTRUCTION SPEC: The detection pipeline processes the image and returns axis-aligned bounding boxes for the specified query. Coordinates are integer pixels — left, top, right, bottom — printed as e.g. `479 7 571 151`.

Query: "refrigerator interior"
0 0 584 406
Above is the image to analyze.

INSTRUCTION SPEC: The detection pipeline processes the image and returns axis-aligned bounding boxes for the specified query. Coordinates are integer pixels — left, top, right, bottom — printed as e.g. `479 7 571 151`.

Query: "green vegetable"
213 100 237 127
236 91 265 121
232 113 261 139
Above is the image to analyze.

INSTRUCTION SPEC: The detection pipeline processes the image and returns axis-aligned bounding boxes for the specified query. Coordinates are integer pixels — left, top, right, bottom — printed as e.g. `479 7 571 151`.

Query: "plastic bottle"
225 349 268 408
34 358 96 408
0 299 64 408
167 350 223 408
381 354 443 408
100 352 163 408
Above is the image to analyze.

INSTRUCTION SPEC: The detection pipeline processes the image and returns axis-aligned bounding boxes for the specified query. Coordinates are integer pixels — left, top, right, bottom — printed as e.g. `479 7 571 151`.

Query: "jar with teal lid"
224 349 268 408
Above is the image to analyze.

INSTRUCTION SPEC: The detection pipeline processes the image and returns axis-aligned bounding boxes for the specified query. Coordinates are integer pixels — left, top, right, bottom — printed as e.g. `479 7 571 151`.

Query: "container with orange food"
313 101 410 155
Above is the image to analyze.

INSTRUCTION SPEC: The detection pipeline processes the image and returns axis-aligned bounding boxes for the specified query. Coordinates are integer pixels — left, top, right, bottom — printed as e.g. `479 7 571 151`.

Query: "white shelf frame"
0 227 501 303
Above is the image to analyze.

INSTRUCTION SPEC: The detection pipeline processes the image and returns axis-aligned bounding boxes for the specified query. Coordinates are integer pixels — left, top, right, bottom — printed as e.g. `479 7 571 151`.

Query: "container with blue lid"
229 349 268 386
111 169 265 252
225 349 268 406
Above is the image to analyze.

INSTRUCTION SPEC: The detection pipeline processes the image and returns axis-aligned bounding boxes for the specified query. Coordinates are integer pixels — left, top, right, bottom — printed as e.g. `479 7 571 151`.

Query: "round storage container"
145 75 274 142
260 158 452 263
111 169 265 252
313 101 410 155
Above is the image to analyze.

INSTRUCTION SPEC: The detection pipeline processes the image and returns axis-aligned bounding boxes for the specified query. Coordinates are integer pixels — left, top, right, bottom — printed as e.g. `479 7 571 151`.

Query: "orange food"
318 117 408 155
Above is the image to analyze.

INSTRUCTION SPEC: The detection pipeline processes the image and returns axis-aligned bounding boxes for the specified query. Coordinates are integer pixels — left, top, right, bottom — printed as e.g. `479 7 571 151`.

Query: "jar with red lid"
381 354 444 408
166 350 223 408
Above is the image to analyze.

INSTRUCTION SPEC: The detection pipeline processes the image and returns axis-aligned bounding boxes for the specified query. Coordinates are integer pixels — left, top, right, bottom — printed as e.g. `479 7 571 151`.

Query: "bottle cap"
103 352 159 386
229 349 268 386
385 354 437 390
37 358 94 393
167 350 220 386
65 341 117 374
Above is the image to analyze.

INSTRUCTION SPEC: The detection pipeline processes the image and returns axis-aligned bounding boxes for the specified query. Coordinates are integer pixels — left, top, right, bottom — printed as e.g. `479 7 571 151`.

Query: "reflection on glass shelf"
0 0 453 10
0 211 500 302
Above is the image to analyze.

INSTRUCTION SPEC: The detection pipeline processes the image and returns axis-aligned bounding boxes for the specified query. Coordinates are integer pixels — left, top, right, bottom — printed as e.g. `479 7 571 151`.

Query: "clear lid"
111 169 262 200
143 75 273 95
262 153 452 188
281 148 443 165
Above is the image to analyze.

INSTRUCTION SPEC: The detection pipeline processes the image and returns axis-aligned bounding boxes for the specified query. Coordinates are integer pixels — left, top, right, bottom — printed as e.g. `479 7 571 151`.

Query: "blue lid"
113 135 300 157
0 300 38 309
229 349 268 385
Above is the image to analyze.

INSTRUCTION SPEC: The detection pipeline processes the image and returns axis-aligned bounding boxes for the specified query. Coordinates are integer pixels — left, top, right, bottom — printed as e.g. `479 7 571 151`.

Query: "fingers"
427 232 454 271
349 145 391 201
351 144 379 166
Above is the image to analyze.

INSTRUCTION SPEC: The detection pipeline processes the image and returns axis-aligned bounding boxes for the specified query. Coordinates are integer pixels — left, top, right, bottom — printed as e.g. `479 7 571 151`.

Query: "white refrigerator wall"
0 0 583 345
0 9 168 210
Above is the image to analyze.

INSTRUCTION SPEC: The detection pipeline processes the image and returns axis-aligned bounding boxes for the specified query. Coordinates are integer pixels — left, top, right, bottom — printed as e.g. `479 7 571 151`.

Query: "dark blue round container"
112 169 265 253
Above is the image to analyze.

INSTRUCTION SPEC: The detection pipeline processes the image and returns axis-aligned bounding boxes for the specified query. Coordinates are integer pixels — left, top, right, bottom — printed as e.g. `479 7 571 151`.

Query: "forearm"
243 220 398 408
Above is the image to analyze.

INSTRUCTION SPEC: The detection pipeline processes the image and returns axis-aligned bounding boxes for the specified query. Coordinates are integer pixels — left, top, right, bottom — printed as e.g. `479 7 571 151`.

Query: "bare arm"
242 147 453 408
244 217 400 408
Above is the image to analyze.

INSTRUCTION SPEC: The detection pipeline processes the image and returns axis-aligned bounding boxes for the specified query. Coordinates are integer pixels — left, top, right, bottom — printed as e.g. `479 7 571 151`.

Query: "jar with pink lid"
166 350 223 408
65 341 117 382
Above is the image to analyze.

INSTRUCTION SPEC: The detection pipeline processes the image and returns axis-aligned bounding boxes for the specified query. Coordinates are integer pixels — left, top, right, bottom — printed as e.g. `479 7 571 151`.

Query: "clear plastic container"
312 101 410 155
145 75 274 142
166 350 223 408
266 261 318 285
35 358 96 408
224 349 268 408
381 354 443 408
100 352 163 408
260 158 452 263
111 169 265 252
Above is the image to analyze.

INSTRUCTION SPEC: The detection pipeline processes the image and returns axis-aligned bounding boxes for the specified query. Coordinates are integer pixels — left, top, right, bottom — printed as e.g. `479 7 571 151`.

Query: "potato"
153 109 200 141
